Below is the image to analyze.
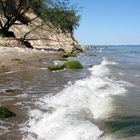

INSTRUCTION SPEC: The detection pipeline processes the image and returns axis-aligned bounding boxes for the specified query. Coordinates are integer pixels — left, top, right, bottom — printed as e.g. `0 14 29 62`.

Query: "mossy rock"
0 107 16 119
67 52 77 57
63 52 77 58
57 57 68 61
72 46 83 53
63 60 83 69
48 65 64 71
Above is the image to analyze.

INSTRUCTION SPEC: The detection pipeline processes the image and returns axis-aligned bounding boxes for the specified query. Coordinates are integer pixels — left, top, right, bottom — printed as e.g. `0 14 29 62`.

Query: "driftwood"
20 37 33 49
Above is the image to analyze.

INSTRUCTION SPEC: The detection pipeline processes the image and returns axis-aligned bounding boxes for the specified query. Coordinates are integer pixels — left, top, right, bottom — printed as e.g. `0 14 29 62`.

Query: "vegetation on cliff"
0 0 80 37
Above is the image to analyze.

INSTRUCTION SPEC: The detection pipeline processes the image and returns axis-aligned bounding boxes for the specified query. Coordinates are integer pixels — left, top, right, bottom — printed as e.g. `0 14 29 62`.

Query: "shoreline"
0 46 65 72
0 46 65 139
0 45 83 139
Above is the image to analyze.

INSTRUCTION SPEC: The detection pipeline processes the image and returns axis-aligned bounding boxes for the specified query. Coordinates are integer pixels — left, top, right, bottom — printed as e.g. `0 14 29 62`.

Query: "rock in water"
63 60 83 69
0 107 16 119
48 65 64 71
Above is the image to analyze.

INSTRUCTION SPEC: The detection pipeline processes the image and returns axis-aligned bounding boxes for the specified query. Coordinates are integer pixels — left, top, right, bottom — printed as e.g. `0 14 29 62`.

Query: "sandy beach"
0 47 64 72
0 46 64 139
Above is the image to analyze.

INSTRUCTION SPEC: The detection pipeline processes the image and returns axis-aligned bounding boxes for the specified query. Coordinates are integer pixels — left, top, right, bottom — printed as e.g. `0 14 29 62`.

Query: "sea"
0 45 140 140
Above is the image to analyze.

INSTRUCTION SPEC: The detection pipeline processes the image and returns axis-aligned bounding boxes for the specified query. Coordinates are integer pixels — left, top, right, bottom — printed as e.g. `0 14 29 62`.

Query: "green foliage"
0 106 16 119
0 0 80 36
46 7 80 32
31 0 80 32
63 60 83 69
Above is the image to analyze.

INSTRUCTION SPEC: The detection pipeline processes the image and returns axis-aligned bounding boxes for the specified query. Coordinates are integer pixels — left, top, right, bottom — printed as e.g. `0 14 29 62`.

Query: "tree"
0 0 80 37
40 0 80 33
0 0 33 36
46 7 80 33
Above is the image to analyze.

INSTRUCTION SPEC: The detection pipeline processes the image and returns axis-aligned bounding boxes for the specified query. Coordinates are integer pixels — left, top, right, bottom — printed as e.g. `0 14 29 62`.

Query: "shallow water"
0 46 140 140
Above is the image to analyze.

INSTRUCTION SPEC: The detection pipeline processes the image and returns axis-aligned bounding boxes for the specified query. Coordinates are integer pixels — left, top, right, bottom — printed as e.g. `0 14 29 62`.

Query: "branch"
23 22 44 40
0 20 3 28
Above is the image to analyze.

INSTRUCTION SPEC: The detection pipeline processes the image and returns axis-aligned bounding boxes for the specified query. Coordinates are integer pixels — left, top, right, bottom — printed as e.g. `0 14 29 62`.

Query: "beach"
0 47 64 139
0 45 140 140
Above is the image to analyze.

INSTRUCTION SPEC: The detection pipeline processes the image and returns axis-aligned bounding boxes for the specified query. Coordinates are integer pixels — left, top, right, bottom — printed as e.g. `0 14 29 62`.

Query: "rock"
89 64 93 68
48 60 83 71
0 106 16 119
11 58 22 62
63 60 83 69
72 46 83 53
5 89 15 93
67 52 77 57
57 48 65 51
11 58 23 64
63 52 76 58
48 65 64 71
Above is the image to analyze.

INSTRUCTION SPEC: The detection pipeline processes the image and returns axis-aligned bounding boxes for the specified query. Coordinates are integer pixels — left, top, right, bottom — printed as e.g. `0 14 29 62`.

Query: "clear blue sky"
72 0 140 45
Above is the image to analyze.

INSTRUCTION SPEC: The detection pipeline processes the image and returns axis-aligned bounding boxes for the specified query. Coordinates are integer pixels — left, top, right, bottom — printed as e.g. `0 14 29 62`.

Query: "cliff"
0 12 80 52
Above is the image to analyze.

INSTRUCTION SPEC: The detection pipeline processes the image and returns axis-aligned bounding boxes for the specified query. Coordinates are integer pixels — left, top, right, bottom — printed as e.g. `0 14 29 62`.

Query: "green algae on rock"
63 60 83 69
48 65 64 71
48 60 83 71
67 52 77 57
63 52 77 58
0 106 16 119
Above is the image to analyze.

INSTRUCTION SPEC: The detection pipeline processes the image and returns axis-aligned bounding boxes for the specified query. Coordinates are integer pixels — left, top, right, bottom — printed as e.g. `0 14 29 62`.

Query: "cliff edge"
0 12 80 52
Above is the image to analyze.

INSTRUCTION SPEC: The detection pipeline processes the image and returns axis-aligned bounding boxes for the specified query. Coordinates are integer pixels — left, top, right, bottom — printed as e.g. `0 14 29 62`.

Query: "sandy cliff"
0 12 80 52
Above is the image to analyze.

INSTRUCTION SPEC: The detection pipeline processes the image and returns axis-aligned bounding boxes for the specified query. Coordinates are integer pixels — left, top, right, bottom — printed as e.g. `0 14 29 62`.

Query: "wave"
23 57 126 140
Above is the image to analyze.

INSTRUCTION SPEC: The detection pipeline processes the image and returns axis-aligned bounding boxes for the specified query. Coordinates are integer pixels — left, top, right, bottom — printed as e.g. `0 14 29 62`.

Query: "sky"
71 0 140 45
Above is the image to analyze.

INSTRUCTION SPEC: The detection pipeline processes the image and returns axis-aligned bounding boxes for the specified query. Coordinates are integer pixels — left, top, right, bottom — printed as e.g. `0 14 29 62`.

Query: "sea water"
21 45 140 140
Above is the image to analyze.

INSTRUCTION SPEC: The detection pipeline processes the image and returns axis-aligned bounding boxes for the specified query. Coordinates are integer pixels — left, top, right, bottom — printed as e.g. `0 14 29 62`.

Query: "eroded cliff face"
0 12 79 52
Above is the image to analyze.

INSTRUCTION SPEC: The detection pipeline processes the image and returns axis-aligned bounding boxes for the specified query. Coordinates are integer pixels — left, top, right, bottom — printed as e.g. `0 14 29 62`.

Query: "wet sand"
0 47 63 140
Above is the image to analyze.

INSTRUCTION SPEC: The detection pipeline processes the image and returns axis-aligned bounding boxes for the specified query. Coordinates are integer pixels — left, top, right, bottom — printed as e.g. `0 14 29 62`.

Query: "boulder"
67 52 77 57
63 60 83 69
48 65 64 71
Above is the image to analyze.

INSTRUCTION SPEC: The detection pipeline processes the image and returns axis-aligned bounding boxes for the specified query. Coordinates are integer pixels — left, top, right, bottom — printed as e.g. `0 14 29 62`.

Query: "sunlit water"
0 46 140 140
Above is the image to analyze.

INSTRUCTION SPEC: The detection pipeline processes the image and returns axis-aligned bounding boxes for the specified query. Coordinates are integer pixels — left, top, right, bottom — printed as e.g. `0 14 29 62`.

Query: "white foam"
23 58 126 140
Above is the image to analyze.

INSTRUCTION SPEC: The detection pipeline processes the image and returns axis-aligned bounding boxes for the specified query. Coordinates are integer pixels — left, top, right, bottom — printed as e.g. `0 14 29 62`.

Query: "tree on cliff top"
0 0 80 37
0 0 46 37
35 0 80 33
